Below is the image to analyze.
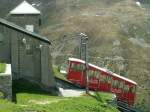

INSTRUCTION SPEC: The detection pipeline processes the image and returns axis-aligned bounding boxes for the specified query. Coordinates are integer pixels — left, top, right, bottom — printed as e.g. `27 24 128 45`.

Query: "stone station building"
0 18 57 101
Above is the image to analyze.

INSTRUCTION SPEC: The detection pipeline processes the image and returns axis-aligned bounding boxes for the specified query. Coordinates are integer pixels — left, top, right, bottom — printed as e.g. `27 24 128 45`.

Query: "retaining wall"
0 64 12 101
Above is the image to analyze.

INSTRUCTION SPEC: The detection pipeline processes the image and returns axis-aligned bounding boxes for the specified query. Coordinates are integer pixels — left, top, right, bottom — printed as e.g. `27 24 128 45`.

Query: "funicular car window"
94 71 99 79
95 71 100 79
112 80 120 88
106 76 112 84
71 63 85 71
88 70 99 78
119 81 124 89
129 86 136 93
88 69 94 78
71 63 75 69
124 85 129 93
71 63 77 71
79 64 85 71
132 86 136 93
99 73 107 83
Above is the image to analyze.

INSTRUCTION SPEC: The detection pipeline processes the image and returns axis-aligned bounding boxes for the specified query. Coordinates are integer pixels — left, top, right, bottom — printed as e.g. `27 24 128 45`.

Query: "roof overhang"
0 18 51 45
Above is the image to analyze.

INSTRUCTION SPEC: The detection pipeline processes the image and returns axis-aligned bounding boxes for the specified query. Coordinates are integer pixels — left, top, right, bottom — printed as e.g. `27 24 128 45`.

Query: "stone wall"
0 74 12 101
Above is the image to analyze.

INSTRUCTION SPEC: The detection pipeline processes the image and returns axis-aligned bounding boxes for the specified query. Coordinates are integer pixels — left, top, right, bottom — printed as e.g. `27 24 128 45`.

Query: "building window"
0 33 4 43
22 38 34 55
39 19 42 26
26 25 34 32
26 44 33 55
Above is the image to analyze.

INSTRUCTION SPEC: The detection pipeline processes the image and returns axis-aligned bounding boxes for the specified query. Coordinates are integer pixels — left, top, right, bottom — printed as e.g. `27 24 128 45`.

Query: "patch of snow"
128 38 150 48
113 40 120 46
4 64 11 74
60 70 67 74
32 3 36 6
144 69 150 74
81 13 89 16
36 3 42 7
95 12 105 16
32 2 41 7
133 26 137 30
59 88 85 97
136 1 141 7
113 56 124 61
28 99 67 105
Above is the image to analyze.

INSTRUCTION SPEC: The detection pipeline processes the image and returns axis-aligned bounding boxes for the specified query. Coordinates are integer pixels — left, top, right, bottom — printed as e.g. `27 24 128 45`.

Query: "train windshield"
70 62 85 72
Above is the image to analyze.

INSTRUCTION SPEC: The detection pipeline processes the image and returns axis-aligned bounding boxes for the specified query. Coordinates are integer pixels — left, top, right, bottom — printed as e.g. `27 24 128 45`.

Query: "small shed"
0 18 57 100
8 0 41 33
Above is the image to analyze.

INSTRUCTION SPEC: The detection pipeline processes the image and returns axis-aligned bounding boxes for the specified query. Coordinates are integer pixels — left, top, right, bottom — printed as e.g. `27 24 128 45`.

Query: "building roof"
10 1 41 15
0 18 50 44
69 58 137 85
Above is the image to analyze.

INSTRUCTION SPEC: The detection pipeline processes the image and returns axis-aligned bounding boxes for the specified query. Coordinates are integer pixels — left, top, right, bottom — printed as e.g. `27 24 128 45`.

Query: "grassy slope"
0 63 6 73
0 79 119 112
0 93 118 112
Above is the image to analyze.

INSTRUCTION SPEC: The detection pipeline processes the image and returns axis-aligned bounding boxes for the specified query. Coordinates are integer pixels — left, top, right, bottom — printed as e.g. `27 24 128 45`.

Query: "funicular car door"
127 84 136 105
67 61 86 87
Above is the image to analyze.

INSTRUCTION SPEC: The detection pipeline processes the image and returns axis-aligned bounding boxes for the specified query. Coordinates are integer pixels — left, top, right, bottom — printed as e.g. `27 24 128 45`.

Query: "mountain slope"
41 0 150 112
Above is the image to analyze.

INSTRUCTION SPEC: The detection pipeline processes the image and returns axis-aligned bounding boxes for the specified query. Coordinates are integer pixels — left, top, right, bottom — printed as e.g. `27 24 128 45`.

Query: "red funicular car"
67 58 137 106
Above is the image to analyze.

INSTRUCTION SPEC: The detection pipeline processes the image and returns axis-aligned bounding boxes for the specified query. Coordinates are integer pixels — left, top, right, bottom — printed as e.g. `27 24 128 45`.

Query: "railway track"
55 77 82 89
117 101 138 112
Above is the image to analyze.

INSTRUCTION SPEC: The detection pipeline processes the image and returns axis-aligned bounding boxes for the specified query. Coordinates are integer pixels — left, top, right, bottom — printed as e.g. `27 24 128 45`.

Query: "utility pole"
79 33 89 94
79 35 83 59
